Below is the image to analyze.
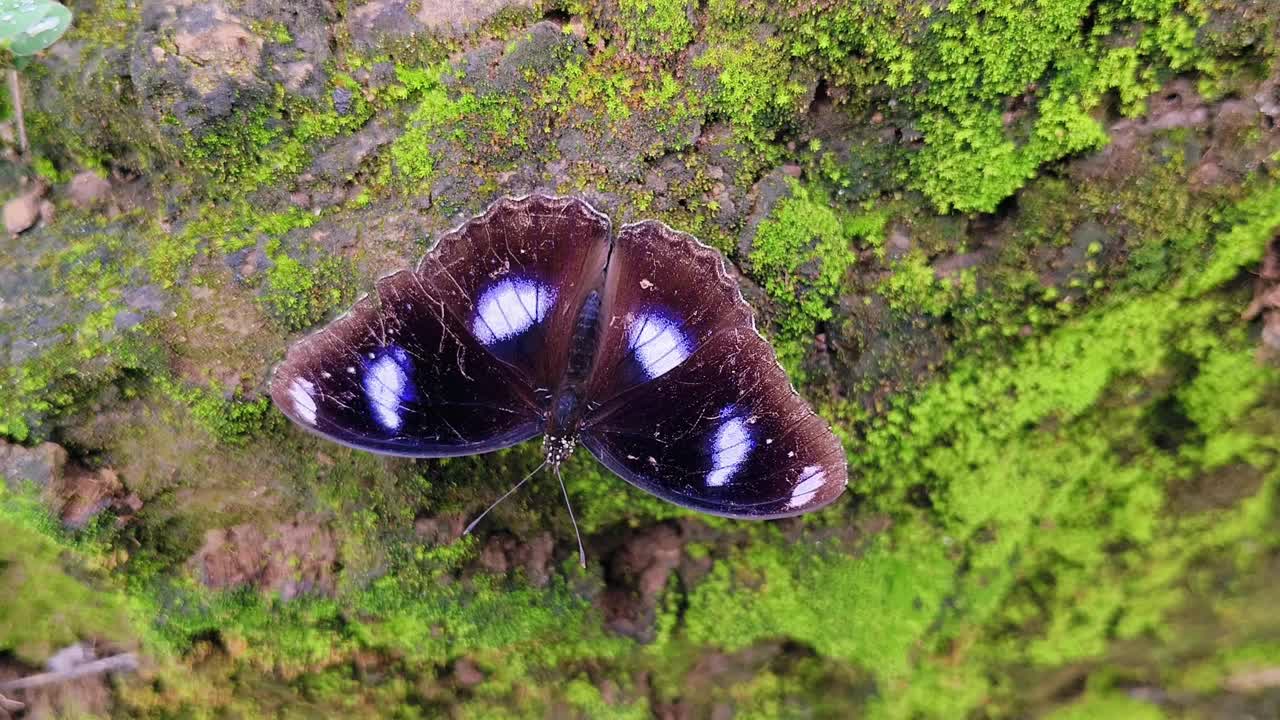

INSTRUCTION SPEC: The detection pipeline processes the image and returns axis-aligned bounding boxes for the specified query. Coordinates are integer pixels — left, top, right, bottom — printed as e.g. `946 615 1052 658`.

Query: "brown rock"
1263 312 1280 351
66 172 112 209
0 441 68 491
452 658 485 687
172 4 264 90
0 440 136 529
55 468 125 529
417 0 536 37
191 515 339 599
598 523 683 640
4 188 42 236
414 513 466 546
476 531 556 587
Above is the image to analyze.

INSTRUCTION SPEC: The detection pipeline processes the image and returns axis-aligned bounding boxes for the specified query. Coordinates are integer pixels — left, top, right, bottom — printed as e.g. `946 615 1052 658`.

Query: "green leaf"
0 0 72 58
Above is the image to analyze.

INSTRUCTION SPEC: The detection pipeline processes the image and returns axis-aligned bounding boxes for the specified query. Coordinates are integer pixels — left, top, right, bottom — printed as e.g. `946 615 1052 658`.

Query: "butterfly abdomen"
565 290 602 383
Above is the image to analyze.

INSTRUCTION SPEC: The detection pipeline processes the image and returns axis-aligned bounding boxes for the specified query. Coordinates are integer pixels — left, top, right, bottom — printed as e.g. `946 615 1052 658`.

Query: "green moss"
748 181 882 378
0 487 137 664
695 37 809 176
2 225 162 442
154 376 275 445
879 250 976 316
1043 693 1167 720
1194 181 1280 293
261 252 353 332
618 0 693 56
185 79 372 197
684 531 953 678
388 61 527 185
562 676 650 719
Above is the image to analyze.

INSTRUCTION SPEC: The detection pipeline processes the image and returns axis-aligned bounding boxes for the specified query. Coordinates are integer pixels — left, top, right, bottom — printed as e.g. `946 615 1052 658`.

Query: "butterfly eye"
363 346 415 431
705 408 753 488
626 309 692 380
472 276 555 346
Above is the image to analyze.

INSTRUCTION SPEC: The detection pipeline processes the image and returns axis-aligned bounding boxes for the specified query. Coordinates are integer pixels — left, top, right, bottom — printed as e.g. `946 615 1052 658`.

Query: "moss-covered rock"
2 0 1279 717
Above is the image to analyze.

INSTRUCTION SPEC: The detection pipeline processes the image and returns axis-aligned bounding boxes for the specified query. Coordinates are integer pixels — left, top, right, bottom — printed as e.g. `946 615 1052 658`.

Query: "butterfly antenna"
555 464 587 568
463 460 546 536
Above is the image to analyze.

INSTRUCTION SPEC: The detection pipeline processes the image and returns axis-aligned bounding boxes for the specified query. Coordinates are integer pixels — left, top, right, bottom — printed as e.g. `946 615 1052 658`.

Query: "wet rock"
598 523 683 641
480 21 586 97
932 251 986 279
114 285 168 331
826 293 950 410
4 186 44 236
0 441 68 492
736 168 795 260
885 224 912 260
477 531 556 587
122 285 169 314
133 1 269 135
191 514 340 599
416 0 537 38
345 0 424 51
1145 78 1208 129
56 467 126 529
309 120 398 182
332 86 354 116
452 658 485 687
414 513 466 546
0 440 132 528
66 172 112 210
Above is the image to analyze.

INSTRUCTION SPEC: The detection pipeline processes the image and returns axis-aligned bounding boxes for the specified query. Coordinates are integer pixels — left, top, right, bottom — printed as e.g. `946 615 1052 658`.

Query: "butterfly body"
272 195 847 519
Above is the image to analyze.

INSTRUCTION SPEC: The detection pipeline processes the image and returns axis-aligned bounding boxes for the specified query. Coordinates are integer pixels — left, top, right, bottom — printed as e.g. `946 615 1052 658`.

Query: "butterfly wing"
580 222 847 518
270 196 612 457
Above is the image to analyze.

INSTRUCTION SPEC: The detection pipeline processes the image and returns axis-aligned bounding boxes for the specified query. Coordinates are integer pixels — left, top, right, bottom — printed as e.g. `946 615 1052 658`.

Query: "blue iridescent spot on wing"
363 345 415 431
787 465 828 509
705 406 753 487
627 309 692 380
471 277 555 346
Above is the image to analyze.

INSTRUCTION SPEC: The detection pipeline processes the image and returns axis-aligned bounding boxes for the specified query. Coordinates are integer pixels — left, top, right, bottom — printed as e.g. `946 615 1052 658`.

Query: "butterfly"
270 195 847 560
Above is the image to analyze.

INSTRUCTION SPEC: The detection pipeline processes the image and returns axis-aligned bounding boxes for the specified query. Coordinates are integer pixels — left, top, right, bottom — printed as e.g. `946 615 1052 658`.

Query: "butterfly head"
542 433 577 467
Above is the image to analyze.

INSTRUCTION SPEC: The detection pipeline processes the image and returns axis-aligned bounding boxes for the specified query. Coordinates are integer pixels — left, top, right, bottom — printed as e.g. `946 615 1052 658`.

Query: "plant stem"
7 68 28 156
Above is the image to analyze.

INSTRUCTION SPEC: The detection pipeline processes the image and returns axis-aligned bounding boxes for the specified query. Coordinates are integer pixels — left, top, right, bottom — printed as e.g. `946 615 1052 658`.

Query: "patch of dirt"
0 440 139 528
597 522 683 641
1242 237 1280 359
476 530 556 588
189 513 340 599
169 278 281 396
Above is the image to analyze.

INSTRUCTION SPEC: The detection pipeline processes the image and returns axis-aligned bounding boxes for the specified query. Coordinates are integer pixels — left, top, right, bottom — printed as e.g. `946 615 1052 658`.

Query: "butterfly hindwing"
581 224 847 518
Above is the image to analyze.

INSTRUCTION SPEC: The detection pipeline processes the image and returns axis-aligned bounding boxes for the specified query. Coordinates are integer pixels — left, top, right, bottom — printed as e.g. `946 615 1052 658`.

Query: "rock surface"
190 515 340 599
4 1 1280 718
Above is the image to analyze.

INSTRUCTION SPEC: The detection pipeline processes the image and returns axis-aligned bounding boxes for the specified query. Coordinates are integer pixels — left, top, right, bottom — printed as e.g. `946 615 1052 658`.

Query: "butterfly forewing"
270 195 611 457
582 226 847 518
270 277 543 456
424 195 612 389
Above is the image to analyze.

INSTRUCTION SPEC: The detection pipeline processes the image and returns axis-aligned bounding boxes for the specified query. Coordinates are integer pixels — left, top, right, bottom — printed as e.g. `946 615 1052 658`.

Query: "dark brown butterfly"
270 196 846 559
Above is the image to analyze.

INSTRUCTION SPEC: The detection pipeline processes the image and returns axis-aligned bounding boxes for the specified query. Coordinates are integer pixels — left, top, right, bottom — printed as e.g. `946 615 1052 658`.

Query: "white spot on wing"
364 347 411 431
787 465 827 509
472 277 554 345
288 378 317 425
628 310 692 379
706 411 752 487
